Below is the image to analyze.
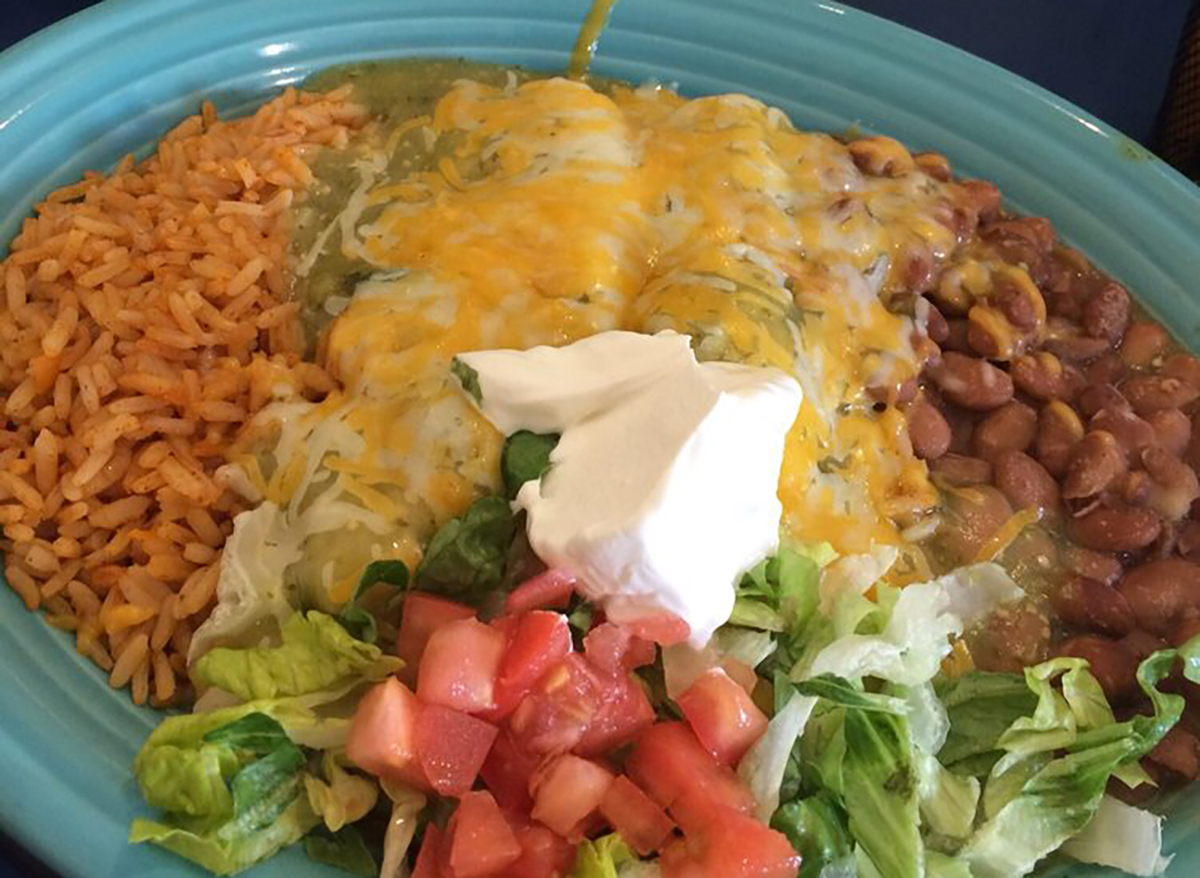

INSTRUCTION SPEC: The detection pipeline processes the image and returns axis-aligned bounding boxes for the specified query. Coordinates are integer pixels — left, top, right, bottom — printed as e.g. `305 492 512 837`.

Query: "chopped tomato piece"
345 678 428 790
415 704 499 796
480 729 542 814
720 657 760 695
626 722 755 832
677 668 769 766
584 622 656 675
397 593 476 684
530 753 615 840
444 791 522 878
609 610 691 646
412 823 444 878
662 806 800 878
418 617 505 714
482 611 572 722
508 653 604 755
599 775 676 855
495 823 577 878
574 669 655 756
505 568 577 614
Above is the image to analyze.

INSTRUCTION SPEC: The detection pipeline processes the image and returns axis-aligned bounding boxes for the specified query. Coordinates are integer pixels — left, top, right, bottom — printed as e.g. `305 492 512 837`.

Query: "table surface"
0 0 1193 876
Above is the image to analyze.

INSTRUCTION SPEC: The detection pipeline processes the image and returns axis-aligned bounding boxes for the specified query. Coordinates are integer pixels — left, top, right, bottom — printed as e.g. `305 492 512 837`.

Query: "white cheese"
459 330 802 646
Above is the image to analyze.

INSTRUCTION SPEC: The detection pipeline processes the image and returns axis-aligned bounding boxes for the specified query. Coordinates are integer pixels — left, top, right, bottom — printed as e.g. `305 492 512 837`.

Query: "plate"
2 1 1199 876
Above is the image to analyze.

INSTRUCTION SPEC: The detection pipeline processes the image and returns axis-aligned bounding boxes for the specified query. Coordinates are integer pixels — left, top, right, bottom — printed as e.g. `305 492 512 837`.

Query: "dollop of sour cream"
459 331 803 646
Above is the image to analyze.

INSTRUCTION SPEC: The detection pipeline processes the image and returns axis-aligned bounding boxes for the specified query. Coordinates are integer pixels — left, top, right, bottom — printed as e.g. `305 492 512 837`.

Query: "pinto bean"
1089 407 1156 454
983 216 1056 252
1149 409 1191 458
1163 354 1200 388
922 299 950 344
1084 352 1127 387
1050 575 1135 636
959 180 1001 222
905 396 951 460
971 602 1050 673
1055 635 1139 702
940 318 972 354
1146 727 1200 780
848 135 915 177
1121 374 1200 415
1172 614 1200 648
1011 352 1082 401
914 151 952 181
1035 401 1085 476
1117 558 1200 634
1062 430 1127 499
967 306 1022 360
973 401 1037 460
936 484 1013 564
928 352 1014 410
993 449 1060 513
1059 543 1123 586
1121 629 1170 662
1070 505 1163 553
1077 383 1130 418
1143 446 1200 522
930 453 993 487
1043 333 1114 364
1120 321 1171 368
1081 281 1130 342
1178 521 1200 562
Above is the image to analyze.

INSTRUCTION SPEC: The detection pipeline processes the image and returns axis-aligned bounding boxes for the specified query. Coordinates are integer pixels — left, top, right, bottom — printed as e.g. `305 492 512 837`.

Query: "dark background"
0 1 1194 876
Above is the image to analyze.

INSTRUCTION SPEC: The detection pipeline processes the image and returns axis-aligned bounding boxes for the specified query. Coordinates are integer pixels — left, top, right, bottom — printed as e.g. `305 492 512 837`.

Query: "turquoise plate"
1 1 1198 876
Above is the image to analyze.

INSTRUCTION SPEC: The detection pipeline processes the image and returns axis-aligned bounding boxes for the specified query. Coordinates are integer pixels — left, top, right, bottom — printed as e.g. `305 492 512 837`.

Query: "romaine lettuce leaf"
338 560 409 644
131 710 320 876
934 672 1038 768
378 780 427 878
304 750 378 833
739 685 818 820
194 611 401 702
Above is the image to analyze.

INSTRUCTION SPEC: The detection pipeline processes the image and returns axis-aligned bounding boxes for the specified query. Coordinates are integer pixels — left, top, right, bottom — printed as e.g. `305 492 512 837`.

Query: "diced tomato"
481 611 572 722
480 729 542 814
505 568 577 615
609 610 691 646
508 653 604 755
574 669 655 756
495 823 577 878
677 668 769 766
444 791 522 878
530 753 615 839
345 678 429 790
599 775 676 855
418 617 506 714
584 622 656 675
721 657 760 695
625 722 755 832
415 704 499 796
412 823 444 878
397 593 476 684
662 806 800 878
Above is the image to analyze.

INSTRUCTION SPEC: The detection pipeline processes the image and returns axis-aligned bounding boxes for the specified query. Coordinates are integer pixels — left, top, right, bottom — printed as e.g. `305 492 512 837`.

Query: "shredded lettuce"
378 780 427 878
663 627 775 698
569 833 637 878
194 611 401 702
338 560 409 644
771 791 855 878
303 826 376 877
1061 795 1172 876
304 750 378 833
739 682 818 820
802 563 1022 686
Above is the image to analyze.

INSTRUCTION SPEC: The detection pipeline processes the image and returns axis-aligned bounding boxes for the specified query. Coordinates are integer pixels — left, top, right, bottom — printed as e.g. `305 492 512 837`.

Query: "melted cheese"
247 74 973 601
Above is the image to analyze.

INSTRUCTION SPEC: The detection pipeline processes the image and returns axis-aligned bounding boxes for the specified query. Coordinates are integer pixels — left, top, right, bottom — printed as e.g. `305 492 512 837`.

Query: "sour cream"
458 331 802 646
